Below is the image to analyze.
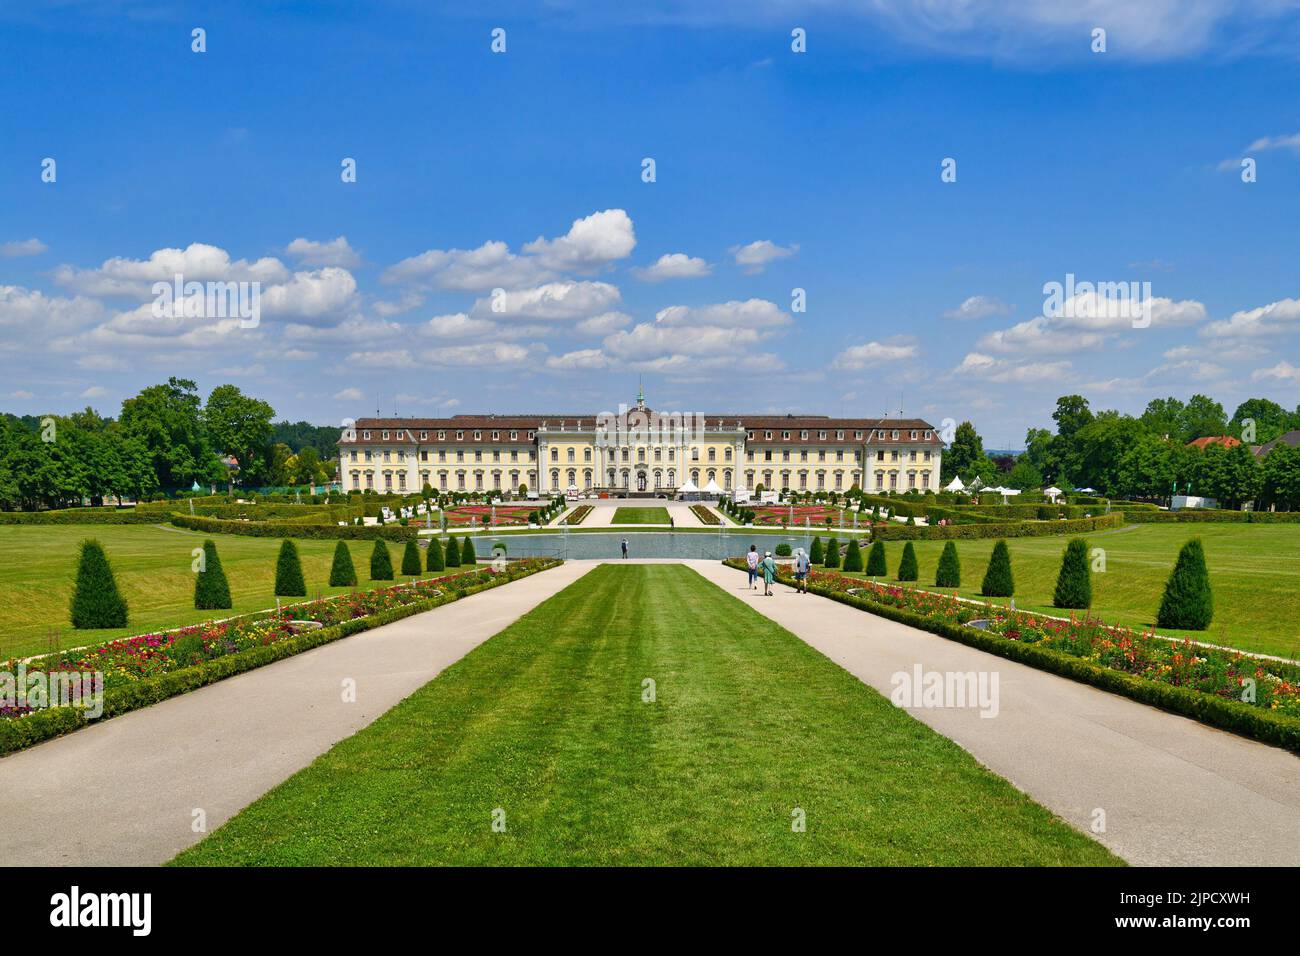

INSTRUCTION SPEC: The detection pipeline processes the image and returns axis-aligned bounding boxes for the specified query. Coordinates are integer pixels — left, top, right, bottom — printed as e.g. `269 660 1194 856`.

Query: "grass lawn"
611 506 672 524
173 564 1118 866
831 523 1300 658
0 524 452 659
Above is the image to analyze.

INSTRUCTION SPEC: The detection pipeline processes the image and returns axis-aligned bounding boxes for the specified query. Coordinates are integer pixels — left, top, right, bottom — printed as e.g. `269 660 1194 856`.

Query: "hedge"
720 559 1300 754
0 509 160 525
0 558 562 757
171 513 420 541
873 512 1124 540
1121 509 1300 523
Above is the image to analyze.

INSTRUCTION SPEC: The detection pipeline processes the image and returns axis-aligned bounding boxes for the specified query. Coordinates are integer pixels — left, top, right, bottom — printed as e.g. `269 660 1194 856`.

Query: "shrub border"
722 559 1300 754
0 558 562 757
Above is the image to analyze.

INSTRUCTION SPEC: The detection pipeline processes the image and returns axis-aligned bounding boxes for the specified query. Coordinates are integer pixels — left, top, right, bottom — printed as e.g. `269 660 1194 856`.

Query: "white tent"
702 479 723 495
677 480 699 493
944 476 965 492
1043 485 1063 502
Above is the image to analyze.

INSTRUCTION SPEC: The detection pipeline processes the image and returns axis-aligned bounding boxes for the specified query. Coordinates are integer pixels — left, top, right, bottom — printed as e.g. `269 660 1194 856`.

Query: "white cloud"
522 209 636 272
283 316 403 344
1201 297 1300 339
1252 360 1300 383
943 295 1010 320
423 313 498 339
978 316 1105 354
285 236 361 269
546 348 609 371
258 267 358 323
831 341 918 371
470 281 622 322
575 311 632 335
1 238 48 258
730 240 797 273
382 240 553 292
334 387 364 401
633 253 711 282
654 299 790 329
52 242 289 298
80 386 107 397
954 351 1072 384
0 286 107 335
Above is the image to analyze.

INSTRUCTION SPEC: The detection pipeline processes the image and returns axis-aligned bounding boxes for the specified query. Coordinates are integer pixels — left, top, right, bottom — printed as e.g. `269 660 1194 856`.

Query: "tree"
1156 538 1213 631
1140 397 1186 442
119 377 221 490
1261 443 1300 511
824 538 840 568
426 536 445 572
70 539 129 628
1052 538 1092 609
203 384 275 486
935 541 960 587
866 539 887 576
843 538 863 572
1229 398 1290 445
461 536 477 564
1180 394 1228 442
809 536 824 564
291 446 324 486
194 539 232 609
941 421 993 485
401 539 422 576
897 541 918 581
370 540 394 580
329 541 357 587
275 540 307 596
981 540 1014 597
444 536 461 567
1004 457 1043 491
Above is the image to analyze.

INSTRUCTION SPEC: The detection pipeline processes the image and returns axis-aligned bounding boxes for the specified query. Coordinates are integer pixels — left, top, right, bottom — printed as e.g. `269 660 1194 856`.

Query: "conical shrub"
370 539 394 580
934 541 960 588
824 538 840 568
444 536 461 567
1052 537 1092 609
461 536 476 564
809 536 824 564
1155 538 1213 630
843 538 863 572
897 541 918 581
194 539 232 610
401 539 422 576
328 540 357 587
866 539 887 576
426 536 444 572
981 540 1014 597
274 540 307 597
70 539 128 628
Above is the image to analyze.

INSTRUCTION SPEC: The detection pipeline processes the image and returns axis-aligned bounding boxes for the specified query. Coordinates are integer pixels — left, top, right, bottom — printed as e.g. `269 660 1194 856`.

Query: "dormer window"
382 430 389 440
419 430 427 440
892 430 899 440
924 430 932 440
800 430 809 439
854 430 863 440
474 430 481 440
509 430 517 440
818 430 827 440
437 430 445 440
456 430 464 440
836 430 844 440
491 431 499 441
765 431 773 440
362 430 370 440
910 430 918 440
527 431 535 440
782 431 790 440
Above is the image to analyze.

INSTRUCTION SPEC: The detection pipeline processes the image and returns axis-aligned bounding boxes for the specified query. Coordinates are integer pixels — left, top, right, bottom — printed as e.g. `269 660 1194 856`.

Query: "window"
818 430 827 440
855 430 863 440
567 448 575 462
420 450 428 462
382 430 389 440
924 430 932 440
419 430 427 440
801 430 809 440
782 430 790 440
765 431 773 439
350 450 358 462
437 430 445 440
362 430 370 440
910 430 918 440
724 448 731 461
474 430 481 440
707 448 716 462
527 431 534 440
892 430 899 440
584 448 592 462
456 430 464 440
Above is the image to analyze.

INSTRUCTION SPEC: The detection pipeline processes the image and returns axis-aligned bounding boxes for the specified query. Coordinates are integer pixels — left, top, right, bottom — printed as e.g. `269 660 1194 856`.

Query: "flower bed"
563 505 593 526
0 558 561 755
723 559 1300 752
689 504 722 526
750 505 850 527
442 505 536 527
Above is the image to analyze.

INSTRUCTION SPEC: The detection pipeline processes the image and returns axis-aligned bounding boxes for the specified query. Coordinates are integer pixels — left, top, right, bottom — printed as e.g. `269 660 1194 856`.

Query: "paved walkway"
559 500 713 527
687 560 1300 866
0 562 594 866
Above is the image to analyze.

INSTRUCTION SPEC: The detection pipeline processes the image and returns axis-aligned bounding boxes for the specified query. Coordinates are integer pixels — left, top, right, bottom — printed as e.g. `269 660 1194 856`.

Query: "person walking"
761 550 776 596
746 544 759 589
793 546 811 594
621 537 629 559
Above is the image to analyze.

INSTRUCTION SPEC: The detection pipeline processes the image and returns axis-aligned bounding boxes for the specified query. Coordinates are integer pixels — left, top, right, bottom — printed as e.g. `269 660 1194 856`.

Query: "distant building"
1253 429 1300 459
1186 435 1241 451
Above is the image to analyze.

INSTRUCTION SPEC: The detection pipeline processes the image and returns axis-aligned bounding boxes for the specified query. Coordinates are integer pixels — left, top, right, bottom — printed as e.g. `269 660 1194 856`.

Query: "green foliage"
1052 538 1092 609
934 541 961 588
460 536 477 564
824 538 840 568
981 540 1015 597
426 536 444 571
843 537 863 572
369 539 393 581
897 541 918 581
328 540 357 587
401 539 422 576
809 536 824 564
70 539 129 628
444 536 461 567
774 542 792 557
1156 538 1213 631
866 539 887 576
194 539 233 609
274 540 307 596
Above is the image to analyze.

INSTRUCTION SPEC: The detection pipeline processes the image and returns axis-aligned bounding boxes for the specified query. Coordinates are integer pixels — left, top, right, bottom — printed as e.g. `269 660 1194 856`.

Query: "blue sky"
3 0 1299 446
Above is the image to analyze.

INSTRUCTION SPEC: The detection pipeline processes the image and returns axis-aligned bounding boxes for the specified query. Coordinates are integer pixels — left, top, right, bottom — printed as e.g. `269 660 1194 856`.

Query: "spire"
636 377 646 410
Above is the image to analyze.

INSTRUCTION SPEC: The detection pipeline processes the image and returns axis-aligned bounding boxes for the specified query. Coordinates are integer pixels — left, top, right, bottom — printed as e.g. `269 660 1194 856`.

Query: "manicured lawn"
611 506 671 524
173 564 1118 866
0 525 451 659
830 523 1300 658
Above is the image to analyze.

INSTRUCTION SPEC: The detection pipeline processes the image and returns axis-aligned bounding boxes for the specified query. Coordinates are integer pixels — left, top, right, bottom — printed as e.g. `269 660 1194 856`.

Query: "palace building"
338 389 944 496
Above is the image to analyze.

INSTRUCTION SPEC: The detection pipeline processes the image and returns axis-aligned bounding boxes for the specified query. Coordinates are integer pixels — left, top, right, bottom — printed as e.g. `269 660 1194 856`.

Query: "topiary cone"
981 539 1015 597
461 536 477 564
897 541 918 581
444 536 461 567
843 537 863 572
329 540 357 587
194 539 233 610
1052 537 1092 609
426 536 444 572
274 540 307 597
70 538 129 628
1155 538 1213 630
369 539 394 581
934 541 960 588
824 538 840 568
866 539 887 576
809 536 824 564
401 539 422 576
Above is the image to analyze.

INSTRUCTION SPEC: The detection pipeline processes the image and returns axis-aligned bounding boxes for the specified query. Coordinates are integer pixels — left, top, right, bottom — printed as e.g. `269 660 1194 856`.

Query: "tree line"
0 377 342 511
941 393 1300 509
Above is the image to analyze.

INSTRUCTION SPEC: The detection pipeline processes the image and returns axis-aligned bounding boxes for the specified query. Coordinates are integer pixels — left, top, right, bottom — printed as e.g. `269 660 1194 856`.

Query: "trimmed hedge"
1053 538 1092 609
1121 509 1300 523
370 540 394 581
401 540 423 576
874 512 1124 540
0 559 563 757
897 541 918 582
70 539 129 628
274 541 307 596
720 559 1300 755
461 536 477 564
171 514 419 540
1156 538 1213 631
328 540 358 587
426 536 444 572
444 536 461 567
0 508 160 525
934 541 961 588
194 539 233 610
981 540 1015 597
842 538 863 572
866 540 887 576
